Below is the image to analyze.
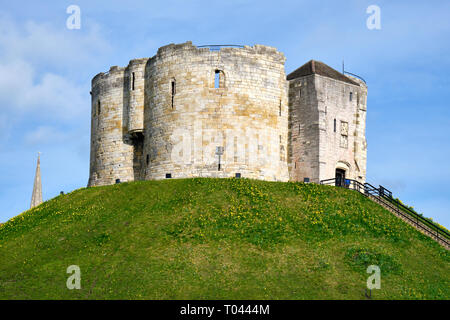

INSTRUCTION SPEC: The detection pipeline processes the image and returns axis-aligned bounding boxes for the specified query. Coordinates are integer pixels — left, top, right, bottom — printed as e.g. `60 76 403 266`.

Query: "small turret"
126 58 147 135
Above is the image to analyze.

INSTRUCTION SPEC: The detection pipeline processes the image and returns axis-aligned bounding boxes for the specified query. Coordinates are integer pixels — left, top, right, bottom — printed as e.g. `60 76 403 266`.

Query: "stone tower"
30 153 43 208
88 42 367 186
89 42 289 186
287 60 367 183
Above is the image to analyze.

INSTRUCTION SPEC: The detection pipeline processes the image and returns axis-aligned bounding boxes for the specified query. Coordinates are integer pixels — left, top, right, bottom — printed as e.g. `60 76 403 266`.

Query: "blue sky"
0 0 449 228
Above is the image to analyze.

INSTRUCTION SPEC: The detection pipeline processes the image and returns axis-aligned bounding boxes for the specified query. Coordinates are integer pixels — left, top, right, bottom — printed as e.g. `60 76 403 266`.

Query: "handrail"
379 185 392 198
383 195 450 238
197 44 245 51
343 71 367 84
320 178 450 246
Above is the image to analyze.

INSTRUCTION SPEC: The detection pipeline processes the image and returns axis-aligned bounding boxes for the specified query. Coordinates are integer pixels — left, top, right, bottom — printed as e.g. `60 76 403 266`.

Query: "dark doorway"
130 132 144 181
335 168 346 187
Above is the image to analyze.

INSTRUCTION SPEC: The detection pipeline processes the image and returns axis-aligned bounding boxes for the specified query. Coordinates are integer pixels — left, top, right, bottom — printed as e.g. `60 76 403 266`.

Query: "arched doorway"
335 168 346 186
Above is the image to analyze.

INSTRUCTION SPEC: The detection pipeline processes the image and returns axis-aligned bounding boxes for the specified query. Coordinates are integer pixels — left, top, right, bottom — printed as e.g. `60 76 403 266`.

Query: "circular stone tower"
89 66 135 186
142 42 289 181
88 41 290 186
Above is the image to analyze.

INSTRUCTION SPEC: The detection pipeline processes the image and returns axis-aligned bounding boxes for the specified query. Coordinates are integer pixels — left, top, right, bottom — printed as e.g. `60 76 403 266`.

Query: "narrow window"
98 100 101 115
132 72 135 90
216 146 224 171
146 154 149 165
349 92 352 101
279 100 282 116
214 70 221 88
171 80 176 109
334 119 336 132
171 80 176 96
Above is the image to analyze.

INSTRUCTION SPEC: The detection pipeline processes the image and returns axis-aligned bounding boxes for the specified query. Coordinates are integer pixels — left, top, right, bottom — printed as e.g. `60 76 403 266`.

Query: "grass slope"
0 178 448 299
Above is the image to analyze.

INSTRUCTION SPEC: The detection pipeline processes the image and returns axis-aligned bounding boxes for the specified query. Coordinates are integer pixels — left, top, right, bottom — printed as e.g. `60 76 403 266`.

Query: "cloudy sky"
1 0 449 228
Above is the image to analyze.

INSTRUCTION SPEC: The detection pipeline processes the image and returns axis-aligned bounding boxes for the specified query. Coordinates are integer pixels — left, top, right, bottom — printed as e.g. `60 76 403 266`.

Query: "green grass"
0 178 448 299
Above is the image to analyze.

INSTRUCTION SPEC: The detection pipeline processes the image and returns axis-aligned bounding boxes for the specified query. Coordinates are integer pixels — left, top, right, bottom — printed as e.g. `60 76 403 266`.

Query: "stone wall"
88 42 367 187
288 74 320 182
288 73 367 183
347 76 368 182
89 42 290 186
88 66 135 186
317 75 367 183
125 58 147 134
143 42 289 181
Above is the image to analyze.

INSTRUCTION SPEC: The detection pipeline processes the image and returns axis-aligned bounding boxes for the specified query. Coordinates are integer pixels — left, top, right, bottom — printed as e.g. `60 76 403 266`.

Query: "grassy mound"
0 178 448 299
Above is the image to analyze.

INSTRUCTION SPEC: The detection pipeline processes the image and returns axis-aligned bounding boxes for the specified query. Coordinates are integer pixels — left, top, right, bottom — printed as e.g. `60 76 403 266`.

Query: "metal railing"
343 70 367 84
197 44 245 51
320 178 450 247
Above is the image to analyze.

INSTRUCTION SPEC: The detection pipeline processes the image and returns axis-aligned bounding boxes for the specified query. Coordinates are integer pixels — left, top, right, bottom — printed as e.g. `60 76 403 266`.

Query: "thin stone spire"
30 152 43 209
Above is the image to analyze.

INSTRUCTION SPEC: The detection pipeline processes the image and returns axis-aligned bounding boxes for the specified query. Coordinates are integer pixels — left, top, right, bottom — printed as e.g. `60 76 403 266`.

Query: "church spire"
30 153 43 209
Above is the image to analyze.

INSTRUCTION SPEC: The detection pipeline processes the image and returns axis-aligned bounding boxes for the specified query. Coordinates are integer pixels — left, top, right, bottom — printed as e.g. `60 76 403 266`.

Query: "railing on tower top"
343 71 367 84
197 44 245 51
320 178 450 247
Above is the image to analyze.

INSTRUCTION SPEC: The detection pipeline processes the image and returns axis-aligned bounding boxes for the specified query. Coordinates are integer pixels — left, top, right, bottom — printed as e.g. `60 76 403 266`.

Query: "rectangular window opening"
334 119 336 132
171 80 176 109
349 92 352 101
132 72 135 90
214 70 221 89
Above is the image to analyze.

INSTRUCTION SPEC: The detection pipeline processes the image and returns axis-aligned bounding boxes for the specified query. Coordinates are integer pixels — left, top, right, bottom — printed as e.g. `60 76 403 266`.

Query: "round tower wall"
126 58 147 134
142 43 289 181
88 67 135 186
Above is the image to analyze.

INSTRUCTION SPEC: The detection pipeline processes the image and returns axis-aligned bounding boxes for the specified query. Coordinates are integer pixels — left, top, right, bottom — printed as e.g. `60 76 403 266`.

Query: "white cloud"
24 126 70 145
0 13 111 70
0 59 87 120
0 13 112 135
0 13 110 209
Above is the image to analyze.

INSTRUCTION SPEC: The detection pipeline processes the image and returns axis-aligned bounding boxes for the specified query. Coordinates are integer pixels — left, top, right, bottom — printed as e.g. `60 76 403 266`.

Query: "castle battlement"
88 42 367 186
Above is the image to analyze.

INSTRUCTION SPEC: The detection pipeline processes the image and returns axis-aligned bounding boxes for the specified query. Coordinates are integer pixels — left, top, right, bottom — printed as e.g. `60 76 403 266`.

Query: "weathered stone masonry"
88 42 367 186
287 60 367 183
